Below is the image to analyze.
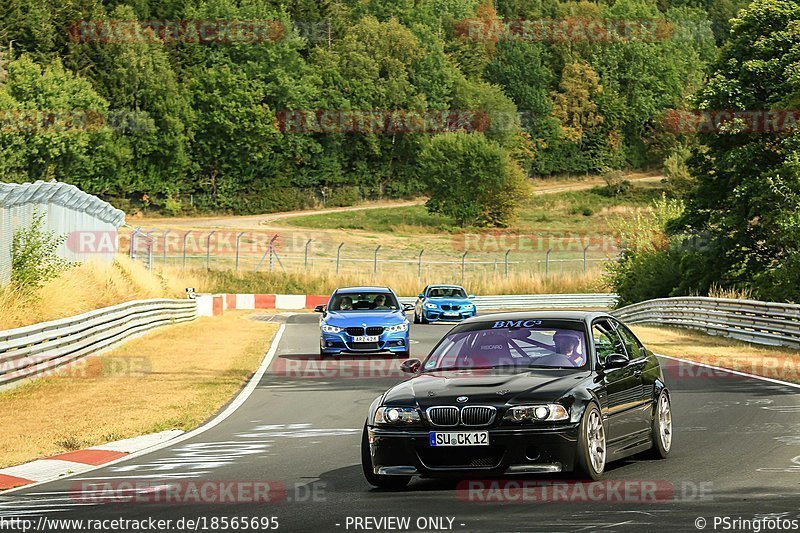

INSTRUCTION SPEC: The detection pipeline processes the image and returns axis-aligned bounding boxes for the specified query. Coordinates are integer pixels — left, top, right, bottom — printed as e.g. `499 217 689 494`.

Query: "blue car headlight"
424 302 438 309
385 323 409 333
321 324 343 333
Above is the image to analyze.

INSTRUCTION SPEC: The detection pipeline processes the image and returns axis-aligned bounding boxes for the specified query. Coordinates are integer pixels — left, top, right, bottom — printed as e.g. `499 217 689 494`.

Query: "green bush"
419 133 529 227
325 186 361 208
11 212 74 293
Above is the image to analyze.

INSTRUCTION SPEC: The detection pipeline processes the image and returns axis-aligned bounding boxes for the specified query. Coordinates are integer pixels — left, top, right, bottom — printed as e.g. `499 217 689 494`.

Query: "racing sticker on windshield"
492 320 543 329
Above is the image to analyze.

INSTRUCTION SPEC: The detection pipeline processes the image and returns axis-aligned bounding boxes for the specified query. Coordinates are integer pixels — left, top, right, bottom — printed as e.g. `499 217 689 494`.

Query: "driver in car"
554 331 585 367
371 294 389 310
340 296 353 311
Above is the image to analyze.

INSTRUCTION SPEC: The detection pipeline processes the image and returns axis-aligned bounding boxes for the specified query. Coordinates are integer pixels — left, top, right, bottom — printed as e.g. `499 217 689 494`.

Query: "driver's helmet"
553 330 583 356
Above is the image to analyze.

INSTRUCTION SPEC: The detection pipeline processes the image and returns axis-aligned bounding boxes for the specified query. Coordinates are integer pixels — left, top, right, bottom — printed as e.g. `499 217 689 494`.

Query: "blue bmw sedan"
413 284 476 323
315 287 413 357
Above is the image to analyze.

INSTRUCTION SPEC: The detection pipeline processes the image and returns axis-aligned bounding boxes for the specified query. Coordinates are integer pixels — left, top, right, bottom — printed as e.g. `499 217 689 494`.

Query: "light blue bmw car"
315 287 413 357
413 284 476 323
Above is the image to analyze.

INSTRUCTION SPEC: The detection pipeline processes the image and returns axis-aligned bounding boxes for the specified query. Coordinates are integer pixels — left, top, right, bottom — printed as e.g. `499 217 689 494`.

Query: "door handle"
634 369 643 377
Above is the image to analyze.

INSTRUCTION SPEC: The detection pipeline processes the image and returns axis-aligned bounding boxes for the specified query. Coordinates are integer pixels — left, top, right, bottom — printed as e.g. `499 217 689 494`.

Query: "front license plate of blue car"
429 431 489 447
352 335 379 342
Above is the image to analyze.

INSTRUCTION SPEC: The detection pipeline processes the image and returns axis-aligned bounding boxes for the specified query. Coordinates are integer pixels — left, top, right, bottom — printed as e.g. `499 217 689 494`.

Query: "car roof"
462 310 611 327
428 284 465 289
334 286 392 294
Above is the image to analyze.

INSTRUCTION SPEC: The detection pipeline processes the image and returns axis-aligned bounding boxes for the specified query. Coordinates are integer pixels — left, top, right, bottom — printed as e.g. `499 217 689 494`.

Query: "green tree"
419 133 529 227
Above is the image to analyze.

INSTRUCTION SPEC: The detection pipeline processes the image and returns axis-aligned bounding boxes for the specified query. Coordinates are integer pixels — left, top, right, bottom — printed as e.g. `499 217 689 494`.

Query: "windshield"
427 287 468 298
328 291 400 311
422 320 588 371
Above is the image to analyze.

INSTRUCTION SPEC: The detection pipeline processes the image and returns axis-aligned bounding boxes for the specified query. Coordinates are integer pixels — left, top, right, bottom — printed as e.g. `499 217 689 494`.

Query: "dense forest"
0 0 743 214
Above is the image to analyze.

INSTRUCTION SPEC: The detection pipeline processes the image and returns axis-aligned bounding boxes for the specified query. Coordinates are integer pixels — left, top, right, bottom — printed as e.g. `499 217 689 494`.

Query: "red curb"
255 294 276 309
225 294 236 310
0 474 34 490
49 449 127 466
306 295 328 309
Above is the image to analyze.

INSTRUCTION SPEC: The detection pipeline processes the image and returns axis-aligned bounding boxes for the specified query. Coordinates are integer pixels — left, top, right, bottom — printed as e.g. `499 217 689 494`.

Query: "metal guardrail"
398 293 619 310
613 297 800 349
0 299 196 386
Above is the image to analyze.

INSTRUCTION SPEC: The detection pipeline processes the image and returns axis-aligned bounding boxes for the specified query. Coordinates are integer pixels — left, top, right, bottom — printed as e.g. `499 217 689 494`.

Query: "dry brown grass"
632 325 800 384
0 311 277 468
0 257 195 330
184 267 608 297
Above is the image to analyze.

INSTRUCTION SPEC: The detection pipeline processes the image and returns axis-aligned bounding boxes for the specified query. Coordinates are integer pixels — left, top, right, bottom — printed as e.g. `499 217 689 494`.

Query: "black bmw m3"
362 311 672 488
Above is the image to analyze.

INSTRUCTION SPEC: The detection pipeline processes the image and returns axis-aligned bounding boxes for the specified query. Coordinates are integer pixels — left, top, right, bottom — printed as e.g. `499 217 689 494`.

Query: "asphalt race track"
2 314 800 532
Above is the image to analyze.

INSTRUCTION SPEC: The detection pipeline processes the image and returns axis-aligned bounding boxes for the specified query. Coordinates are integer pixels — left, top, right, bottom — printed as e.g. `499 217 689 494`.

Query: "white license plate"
429 431 489 447
443 312 460 317
352 335 379 342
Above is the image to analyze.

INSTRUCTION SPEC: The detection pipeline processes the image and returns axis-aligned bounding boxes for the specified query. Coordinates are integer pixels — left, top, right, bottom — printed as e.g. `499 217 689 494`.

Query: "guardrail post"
205 231 216 270
504 249 511 278
545 248 552 276
583 244 590 272
304 239 313 271
235 232 246 272
374 245 381 274
461 251 468 284
182 231 192 268
418 249 424 278
336 242 344 273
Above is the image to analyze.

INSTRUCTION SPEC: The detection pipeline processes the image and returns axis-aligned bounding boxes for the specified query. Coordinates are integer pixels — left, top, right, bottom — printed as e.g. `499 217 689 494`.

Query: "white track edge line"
657 353 800 390
2 323 287 494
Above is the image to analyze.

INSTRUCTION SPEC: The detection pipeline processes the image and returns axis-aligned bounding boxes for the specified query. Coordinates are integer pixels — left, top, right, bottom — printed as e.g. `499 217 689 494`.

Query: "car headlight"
321 324 343 333
374 406 420 425
385 323 409 333
506 404 569 423
424 302 438 309
463 304 475 310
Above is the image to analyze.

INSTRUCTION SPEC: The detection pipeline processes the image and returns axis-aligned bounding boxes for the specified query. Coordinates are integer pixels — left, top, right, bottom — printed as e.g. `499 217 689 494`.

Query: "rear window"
422 319 588 371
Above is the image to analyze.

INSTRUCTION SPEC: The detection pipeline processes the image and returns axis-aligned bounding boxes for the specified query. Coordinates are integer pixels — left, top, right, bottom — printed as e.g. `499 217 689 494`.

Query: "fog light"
397 339 405 346
326 341 333 347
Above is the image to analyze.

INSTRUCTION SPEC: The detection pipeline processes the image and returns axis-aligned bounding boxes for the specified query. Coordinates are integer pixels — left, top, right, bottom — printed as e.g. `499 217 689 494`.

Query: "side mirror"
602 353 628 370
417 293 425 299
400 359 421 374
402 304 414 312
468 294 475 299
314 305 325 313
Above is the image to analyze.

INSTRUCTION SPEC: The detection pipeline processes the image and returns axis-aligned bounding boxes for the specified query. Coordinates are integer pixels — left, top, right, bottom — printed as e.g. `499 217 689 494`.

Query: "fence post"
374 245 381 274
162 230 171 267
304 239 313 270
545 248 552 276
130 227 140 260
461 251 468 284
504 249 511 278
269 234 278 272
235 232 246 272
583 244 590 272
336 242 344 273
418 249 424 278
182 231 192 268
205 231 216 270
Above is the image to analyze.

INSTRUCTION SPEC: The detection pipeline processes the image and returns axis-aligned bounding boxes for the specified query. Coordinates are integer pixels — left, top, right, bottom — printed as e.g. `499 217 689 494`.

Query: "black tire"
646 390 672 459
361 423 411 489
420 312 429 325
413 311 420 324
575 403 606 481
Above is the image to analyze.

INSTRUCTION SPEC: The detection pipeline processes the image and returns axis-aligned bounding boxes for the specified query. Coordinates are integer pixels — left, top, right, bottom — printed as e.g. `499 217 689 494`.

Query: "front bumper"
320 330 409 354
423 308 476 322
366 424 580 477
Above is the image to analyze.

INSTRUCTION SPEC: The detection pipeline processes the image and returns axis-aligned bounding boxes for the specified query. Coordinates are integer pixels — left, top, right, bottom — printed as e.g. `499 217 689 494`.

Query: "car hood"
425 298 473 306
382 368 589 407
324 310 406 327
